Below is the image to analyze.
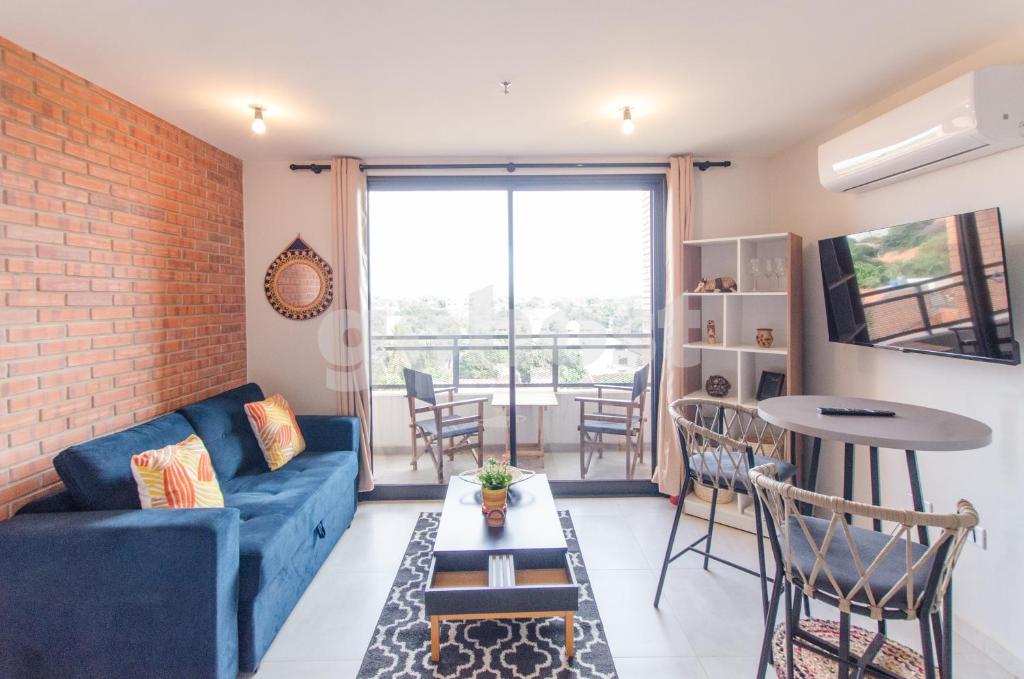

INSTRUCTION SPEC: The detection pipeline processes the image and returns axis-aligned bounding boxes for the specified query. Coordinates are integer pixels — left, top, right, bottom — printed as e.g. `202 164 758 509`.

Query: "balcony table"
491 389 559 458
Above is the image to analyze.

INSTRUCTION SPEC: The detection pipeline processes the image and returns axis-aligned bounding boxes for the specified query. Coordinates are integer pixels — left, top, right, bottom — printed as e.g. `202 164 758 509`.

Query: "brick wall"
0 36 246 519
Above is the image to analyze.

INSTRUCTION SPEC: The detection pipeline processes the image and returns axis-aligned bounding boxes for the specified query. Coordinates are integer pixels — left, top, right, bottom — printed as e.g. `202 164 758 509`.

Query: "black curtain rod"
288 160 731 174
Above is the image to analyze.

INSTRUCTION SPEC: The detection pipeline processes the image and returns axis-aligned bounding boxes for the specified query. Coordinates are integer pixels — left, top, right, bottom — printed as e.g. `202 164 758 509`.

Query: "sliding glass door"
367 175 665 494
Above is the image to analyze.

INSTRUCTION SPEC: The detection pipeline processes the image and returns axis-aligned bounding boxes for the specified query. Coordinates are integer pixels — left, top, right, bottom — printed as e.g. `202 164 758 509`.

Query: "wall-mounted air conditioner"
818 64 1024 192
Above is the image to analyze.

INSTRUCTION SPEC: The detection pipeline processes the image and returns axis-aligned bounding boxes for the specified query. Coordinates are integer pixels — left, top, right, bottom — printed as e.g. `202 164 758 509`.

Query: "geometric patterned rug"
356 511 618 678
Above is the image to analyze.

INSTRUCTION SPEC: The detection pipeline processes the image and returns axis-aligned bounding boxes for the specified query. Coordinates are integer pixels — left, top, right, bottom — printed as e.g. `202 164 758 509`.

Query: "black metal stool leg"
753 493 769 618
703 486 719 570
838 612 852 679
919 609 938 679
906 450 930 546
784 581 795 679
757 574 784 678
941 584 954 678
654 477 689 608
842 442 855 524
802 436 822 514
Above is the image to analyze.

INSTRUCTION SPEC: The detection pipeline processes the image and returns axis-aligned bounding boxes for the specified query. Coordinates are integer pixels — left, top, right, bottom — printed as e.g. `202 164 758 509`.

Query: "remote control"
817 407 896 417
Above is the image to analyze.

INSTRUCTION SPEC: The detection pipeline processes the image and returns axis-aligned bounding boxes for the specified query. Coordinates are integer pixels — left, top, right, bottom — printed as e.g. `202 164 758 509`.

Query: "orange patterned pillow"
131 435 225 509
244 393 306 470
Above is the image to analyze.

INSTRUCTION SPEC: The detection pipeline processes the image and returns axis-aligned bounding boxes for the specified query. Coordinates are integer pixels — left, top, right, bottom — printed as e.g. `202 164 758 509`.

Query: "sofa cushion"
54 412 197 511
222 449 359 601
244 393 306 471
179 383 267 480
131 435 226 509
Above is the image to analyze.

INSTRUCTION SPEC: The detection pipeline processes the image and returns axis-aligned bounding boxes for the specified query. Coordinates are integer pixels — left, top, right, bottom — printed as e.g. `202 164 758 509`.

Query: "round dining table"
758 394 991 539
757 394 992 676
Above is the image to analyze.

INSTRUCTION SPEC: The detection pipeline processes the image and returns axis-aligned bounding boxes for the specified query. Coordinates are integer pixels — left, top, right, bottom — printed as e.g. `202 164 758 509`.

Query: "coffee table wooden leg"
565 611 574 657
431 616 440 662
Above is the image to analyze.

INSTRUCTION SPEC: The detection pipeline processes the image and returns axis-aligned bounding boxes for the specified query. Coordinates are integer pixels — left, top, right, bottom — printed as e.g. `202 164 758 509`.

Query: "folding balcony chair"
576 364 649 480
750 463 977 679
653 397 797 616
403 368 486 483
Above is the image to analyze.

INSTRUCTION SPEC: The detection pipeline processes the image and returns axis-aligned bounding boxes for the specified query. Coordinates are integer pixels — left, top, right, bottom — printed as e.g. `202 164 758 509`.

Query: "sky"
368 189 651 301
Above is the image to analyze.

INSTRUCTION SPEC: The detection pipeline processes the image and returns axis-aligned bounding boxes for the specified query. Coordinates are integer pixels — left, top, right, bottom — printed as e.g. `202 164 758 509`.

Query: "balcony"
369 332 653 484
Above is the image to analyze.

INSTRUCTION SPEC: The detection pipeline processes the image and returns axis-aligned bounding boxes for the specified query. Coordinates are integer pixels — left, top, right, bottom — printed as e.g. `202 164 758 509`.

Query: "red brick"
66 349 114 367
7 325 65 342
4 156 64 182
38 338 92 355
0 376 38 397
8 355 65 376
5 223 62 244
34 147 88 174
6 292 64 307
3 50 61 88
4 121 62 151
0 205 34 225
0 35 243 516
0 343 37 361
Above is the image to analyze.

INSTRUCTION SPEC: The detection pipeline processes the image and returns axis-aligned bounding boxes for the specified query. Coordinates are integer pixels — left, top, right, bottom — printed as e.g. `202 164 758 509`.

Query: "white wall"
244 160 338 415
766 30 1024 672
693 157 772 239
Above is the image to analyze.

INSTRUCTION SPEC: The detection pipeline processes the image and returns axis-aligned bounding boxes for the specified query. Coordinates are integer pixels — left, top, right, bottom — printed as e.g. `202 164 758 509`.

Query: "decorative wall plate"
264 236 334 320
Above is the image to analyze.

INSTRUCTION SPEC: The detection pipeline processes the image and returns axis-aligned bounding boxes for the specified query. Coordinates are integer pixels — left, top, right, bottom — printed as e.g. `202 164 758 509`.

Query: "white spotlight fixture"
250 105 267 135
621 106 635 135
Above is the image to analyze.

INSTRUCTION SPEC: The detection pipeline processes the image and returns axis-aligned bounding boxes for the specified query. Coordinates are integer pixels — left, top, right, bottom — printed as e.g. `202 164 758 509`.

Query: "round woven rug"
356 511 618 678
771 618 926 678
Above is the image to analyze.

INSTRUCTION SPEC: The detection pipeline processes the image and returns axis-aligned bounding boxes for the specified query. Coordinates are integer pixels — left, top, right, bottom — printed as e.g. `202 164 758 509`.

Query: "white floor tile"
588 569 697 658
698 655 759 679
261 570 396 662
254 497 1015 679
614 656 709 679
251 660 361 679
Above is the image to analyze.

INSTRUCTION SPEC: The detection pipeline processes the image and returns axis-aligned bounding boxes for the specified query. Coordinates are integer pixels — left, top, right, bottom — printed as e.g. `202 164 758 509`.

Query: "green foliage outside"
369 295 649 387
852 220 952 291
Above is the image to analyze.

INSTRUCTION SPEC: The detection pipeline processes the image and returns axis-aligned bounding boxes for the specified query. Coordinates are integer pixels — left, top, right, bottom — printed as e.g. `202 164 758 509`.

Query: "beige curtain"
652 155 694 496
329 157 374 491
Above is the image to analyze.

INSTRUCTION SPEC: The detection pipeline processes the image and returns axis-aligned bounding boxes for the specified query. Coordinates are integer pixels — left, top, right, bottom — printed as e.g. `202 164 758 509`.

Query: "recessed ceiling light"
250 104 267 135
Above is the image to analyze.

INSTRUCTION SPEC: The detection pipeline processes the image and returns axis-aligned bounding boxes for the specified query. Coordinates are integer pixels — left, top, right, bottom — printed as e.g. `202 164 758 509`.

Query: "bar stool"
749 463 978 679
653 398 797 614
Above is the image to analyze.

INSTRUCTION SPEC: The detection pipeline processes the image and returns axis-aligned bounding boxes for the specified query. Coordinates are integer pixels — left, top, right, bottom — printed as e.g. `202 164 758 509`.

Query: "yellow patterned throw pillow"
244 393 306 470
131 435 225 509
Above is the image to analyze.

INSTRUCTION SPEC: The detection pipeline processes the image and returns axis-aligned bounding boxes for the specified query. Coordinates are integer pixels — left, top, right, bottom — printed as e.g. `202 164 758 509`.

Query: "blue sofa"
0 383 360 678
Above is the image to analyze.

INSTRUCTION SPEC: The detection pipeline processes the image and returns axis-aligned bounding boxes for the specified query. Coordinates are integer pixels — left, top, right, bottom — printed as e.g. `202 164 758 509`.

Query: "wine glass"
761 257 776 291
749 258 762 292
773 257 787 292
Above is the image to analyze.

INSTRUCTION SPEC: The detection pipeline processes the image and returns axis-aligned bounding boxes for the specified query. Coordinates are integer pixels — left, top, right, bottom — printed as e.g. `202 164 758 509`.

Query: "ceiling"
2 1 1023 161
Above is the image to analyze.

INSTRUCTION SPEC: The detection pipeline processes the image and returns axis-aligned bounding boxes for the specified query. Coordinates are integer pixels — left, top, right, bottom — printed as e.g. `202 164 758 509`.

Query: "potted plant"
477 457 513 528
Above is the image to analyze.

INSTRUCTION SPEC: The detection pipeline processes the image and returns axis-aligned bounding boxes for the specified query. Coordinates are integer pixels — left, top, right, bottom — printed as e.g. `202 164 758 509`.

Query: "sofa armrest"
0 508 240 679
297 415 360 453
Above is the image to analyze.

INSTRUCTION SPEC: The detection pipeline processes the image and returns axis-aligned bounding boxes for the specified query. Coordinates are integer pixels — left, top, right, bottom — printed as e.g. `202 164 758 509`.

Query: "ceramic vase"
756 328 775 348
481 487 508 527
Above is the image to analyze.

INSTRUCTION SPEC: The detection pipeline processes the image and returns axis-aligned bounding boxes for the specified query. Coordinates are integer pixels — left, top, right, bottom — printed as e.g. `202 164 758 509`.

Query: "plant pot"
481 487 508 528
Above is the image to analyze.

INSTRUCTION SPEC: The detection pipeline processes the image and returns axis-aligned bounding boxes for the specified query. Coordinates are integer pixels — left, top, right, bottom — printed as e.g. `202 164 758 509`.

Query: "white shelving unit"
678 232 803 532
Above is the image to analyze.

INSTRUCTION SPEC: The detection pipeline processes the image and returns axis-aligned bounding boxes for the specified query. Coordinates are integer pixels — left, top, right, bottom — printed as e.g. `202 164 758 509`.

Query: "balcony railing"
371 332 651 390
861 263 1006 342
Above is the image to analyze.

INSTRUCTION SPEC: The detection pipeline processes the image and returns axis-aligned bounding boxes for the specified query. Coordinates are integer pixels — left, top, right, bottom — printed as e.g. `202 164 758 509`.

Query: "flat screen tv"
819 207 1019 365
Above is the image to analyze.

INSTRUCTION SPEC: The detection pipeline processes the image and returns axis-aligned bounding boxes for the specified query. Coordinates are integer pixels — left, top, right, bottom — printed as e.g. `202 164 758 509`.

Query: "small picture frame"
756 371 786 401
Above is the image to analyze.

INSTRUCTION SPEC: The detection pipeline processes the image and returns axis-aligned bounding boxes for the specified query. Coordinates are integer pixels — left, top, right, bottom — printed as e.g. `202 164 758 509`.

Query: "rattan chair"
576 364 649 480
403 368 486 483
653 398 797 614
749 463 978 679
